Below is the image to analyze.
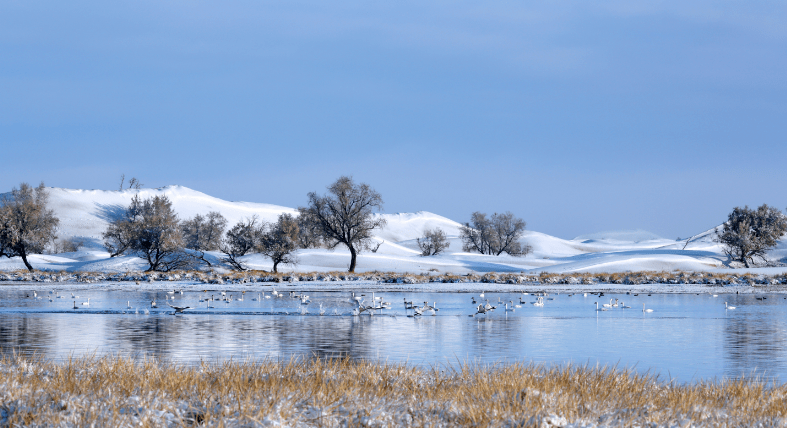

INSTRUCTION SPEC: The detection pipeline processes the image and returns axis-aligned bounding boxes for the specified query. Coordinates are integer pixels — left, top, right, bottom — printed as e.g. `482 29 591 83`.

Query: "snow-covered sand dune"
1 186 785 274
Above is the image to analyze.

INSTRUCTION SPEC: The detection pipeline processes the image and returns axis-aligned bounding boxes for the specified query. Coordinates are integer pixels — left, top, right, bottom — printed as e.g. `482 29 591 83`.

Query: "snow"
1 185 786 275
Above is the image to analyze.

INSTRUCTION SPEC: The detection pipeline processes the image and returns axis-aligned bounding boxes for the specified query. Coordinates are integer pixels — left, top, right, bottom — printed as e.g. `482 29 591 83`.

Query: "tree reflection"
723 303 787 380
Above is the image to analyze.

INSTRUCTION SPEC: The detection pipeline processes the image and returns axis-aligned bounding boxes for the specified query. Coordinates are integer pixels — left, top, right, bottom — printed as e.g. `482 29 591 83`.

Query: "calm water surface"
1 285 785 383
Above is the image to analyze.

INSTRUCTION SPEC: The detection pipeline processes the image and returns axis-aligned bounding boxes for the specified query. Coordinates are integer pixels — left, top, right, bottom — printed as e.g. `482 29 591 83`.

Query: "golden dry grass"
1 355 786 427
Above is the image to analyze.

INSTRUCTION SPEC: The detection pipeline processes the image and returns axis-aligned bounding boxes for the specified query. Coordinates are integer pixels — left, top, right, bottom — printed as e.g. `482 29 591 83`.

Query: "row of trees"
99 176 387 272
2 180 785 272
415 212 532 258
102 196 305 273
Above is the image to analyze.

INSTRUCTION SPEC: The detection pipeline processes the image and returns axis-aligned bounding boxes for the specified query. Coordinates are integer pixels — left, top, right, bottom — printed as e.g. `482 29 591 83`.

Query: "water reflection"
1 289 786 382
723 297 787 379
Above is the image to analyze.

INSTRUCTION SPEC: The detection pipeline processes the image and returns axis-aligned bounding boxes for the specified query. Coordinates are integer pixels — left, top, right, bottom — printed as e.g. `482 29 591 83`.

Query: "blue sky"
2 1 785 239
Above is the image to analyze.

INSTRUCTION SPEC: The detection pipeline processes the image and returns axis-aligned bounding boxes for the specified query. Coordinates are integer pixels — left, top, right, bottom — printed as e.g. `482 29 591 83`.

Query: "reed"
0 355 785 427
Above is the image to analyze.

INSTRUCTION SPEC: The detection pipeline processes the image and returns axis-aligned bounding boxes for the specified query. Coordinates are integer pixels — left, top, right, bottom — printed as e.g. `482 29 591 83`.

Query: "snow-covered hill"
1 185 785 274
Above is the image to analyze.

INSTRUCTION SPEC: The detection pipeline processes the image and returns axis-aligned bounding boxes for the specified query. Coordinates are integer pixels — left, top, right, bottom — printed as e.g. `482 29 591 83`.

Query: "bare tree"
181 211 227 266
296 214 323 249
716 204 787 268
102 195 194 271
0 183 60 271
103 195 143 257
50 237 83 254
298 176 386 272
118 174 143 191
258 213 299 273
460 212 531 256
128 177 143 190
417 228 450 256
219 216 263 271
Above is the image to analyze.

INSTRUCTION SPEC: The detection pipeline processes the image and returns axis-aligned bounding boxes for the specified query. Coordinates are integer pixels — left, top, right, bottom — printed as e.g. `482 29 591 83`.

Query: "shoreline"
2 279 787 294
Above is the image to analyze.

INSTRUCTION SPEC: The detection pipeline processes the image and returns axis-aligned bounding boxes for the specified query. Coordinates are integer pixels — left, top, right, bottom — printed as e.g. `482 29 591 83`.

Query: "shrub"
417 228 450 256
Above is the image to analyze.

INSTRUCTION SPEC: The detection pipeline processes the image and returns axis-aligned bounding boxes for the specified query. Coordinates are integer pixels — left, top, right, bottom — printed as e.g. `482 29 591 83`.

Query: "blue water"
0 286 785 383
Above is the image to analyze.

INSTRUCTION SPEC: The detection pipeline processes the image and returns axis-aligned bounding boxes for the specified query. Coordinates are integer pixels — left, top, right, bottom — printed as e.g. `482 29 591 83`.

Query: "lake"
1 284 785 383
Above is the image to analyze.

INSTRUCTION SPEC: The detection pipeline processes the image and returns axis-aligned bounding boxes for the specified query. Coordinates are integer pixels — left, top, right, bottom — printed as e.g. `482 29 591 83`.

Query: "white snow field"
1 186 786 275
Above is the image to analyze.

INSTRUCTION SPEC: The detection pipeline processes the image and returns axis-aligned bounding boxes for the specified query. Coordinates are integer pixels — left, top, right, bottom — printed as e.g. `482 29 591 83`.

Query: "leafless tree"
219 216 263 271
50 237 83 254
118 174 143 191
0 183 60 271
128 178 143 190
716 204 787 268
298 176 386 272
258 213 299 273
102 195 195 271
417 228 450 256
296 214 323 249
103 195 143 257
460 212 531 256
181 211 227 266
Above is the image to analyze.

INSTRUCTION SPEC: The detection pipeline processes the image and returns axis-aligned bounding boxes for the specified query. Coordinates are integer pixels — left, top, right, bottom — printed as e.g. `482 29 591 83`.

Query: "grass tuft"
0 355 785 426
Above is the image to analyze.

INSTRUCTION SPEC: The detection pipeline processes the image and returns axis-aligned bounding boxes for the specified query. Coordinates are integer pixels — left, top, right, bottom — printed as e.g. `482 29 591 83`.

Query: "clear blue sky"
2 1 785 239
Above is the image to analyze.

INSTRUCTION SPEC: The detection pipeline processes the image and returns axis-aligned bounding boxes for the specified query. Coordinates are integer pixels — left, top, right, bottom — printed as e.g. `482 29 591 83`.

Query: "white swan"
725 302 736 310
151 300 157 308
642 303 653 313
533 297 544 307
603 299 613 308
474 304 490 316
81 298 90 306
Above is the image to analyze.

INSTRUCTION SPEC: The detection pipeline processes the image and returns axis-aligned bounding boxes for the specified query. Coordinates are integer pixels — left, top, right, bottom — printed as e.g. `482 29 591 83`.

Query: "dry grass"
2 268 787 288
1 355 786 427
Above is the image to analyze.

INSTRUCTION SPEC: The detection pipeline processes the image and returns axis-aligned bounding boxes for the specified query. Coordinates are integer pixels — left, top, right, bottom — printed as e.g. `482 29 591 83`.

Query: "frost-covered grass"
2 269 787 287
1 355 786 427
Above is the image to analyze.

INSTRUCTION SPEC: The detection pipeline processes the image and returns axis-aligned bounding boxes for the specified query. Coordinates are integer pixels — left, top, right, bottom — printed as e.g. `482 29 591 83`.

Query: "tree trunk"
272 260 279 273
348 245 357 273
20 250 34 272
